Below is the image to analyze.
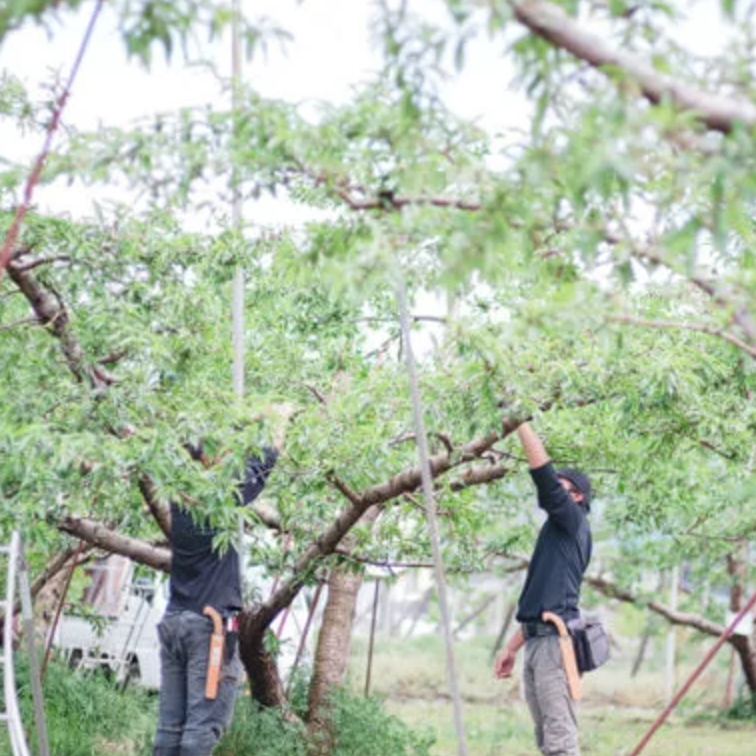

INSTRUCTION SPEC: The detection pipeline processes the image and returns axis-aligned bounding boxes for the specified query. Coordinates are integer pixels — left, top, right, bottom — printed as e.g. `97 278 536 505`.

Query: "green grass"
7 631 754 756
346 633 755 756
383 699 754 756
3 652 156 756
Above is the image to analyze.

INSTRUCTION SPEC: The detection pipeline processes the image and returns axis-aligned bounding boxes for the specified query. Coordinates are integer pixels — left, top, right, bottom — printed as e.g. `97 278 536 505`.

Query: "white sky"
1 0 526 221
0 0 729 224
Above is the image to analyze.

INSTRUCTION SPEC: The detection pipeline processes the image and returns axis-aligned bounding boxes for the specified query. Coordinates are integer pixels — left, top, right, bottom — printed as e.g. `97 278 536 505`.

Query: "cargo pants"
523 635 579 756
153 610 240 756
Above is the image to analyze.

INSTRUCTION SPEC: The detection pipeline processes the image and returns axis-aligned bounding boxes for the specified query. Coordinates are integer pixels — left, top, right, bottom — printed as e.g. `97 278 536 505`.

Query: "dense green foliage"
2 0 756 694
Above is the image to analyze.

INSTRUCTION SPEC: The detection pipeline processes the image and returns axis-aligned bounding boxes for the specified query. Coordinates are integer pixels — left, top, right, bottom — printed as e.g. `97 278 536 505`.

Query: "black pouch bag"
224 631 238 665
568 617 610 674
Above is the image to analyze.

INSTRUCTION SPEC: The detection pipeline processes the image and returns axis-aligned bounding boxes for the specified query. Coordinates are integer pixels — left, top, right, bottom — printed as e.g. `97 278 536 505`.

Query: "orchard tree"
3 0 756 735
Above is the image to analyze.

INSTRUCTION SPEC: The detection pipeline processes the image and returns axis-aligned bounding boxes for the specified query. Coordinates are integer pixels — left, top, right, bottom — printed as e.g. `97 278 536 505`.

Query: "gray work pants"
153 610 240 756
523 635 579 756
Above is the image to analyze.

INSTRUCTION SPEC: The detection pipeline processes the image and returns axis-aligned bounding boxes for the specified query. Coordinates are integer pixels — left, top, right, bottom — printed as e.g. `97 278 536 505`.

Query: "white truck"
54 555 165 689
53 554 312 690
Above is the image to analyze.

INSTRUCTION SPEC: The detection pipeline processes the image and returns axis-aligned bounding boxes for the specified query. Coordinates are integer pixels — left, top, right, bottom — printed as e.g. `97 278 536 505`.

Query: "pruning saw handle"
202 605 225 700
542 611 582 701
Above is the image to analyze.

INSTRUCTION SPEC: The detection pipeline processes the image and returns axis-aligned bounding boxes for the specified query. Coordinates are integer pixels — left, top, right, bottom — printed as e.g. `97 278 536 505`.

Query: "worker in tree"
493 421 593 756
153 405 293 756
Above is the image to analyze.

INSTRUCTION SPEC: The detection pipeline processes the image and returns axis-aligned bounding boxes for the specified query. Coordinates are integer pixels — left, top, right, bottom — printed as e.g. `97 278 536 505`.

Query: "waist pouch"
568 618 610 674
224 631 239 665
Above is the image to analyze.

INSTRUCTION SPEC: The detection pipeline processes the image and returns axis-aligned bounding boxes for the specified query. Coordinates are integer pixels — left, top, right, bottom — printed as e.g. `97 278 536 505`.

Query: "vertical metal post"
664 566 678 704
364 580 380 698
231 0 247 575
395 277 468 756
231 0 244 400
285 581 324 696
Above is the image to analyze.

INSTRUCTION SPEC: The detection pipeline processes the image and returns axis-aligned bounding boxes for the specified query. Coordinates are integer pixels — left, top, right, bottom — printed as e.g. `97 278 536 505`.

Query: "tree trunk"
631 629 651 678
726 545 756 696
305 505 382 750
237 608 288 710
305 565 365 751
730 633 756 697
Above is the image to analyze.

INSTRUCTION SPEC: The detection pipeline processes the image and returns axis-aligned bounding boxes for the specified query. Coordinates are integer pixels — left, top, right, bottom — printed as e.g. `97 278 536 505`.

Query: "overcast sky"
0 1 522 228
0 0 728 224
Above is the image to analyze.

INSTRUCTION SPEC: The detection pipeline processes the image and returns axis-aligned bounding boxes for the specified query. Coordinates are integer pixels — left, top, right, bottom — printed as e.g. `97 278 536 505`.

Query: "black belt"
521 621 559 639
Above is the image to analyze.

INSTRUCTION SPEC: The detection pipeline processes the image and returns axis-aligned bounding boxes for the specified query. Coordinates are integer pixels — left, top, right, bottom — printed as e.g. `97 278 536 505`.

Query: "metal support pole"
395 277 468 756
285 581 324 696
231 0 247 578
364 580 380 698
627 589 756 756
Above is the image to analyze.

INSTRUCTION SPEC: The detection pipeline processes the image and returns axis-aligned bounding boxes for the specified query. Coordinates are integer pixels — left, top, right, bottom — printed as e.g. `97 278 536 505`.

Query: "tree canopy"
2 0 756 700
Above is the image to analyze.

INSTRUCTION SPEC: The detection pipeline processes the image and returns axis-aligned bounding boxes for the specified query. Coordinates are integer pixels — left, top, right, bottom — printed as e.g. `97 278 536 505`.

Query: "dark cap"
556 467 592 510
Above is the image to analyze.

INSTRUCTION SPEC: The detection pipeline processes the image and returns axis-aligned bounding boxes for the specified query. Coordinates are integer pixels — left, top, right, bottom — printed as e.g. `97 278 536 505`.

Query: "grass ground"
385 700 753 756
16 628 753 756
346 633 755 756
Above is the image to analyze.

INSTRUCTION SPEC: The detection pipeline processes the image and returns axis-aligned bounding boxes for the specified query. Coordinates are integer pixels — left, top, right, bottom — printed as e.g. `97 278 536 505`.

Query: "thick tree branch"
7 261 112 388
335 189 482 213
449 462 512 490
138 475 172 540
298 164 483 214
587 574 732 638
326 473 361 504
16 255 72 271
97 349 128 366
248 501 282 531
511 0 756 134
255 421 522 626
58 516 171 572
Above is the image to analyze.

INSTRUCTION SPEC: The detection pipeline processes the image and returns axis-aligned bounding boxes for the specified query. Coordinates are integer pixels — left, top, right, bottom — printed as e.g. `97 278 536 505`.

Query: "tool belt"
203 606 240 699
541 612 582 700
522 621 560 640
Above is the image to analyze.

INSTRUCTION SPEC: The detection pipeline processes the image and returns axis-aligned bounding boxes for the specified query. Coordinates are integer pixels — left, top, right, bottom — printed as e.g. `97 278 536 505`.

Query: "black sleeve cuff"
529 461 558 488
238 446 279 506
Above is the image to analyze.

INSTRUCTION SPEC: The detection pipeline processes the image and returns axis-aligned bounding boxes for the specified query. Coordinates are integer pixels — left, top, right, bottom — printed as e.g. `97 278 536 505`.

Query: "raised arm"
517 423 585 533
516 422 550 469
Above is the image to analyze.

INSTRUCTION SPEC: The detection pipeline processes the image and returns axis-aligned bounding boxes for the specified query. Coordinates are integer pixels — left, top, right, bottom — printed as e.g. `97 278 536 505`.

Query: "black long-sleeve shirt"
516 462 592 624
167 447 278 617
